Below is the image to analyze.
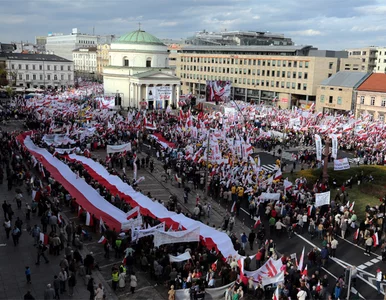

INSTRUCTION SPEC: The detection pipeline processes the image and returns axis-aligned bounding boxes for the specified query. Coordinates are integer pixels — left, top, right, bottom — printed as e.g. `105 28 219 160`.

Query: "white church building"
103 29 181 109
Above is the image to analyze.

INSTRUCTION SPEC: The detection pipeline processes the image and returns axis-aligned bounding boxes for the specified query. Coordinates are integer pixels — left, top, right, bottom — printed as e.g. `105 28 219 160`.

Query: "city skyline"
1 0 386 50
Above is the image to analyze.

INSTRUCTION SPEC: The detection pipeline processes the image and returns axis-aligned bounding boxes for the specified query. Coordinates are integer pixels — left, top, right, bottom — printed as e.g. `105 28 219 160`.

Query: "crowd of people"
1 82 386 299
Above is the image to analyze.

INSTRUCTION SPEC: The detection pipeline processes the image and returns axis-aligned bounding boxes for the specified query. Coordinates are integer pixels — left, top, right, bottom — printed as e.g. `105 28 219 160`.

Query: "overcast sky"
1 0 385 50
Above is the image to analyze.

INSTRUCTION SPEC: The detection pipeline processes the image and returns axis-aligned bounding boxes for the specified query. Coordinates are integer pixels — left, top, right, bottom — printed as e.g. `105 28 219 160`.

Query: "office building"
46 28 98 60
96 44 111 77
186 30 294 46
375 47 386 73
345 47 377 72
175 45 347 108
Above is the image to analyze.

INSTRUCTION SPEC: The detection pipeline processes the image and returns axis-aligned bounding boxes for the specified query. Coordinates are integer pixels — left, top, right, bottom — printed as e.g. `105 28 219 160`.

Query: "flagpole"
323 137 330 183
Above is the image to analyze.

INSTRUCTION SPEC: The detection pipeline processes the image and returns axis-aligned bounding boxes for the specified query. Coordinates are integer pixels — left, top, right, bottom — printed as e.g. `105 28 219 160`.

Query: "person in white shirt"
376 268 383 295
330 238 338 257
297 288 307 300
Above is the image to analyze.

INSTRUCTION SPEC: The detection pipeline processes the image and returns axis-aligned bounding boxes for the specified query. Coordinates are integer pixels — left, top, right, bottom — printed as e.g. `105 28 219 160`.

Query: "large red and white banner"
18 134 131 231
68 154 239 258
206 80 231 102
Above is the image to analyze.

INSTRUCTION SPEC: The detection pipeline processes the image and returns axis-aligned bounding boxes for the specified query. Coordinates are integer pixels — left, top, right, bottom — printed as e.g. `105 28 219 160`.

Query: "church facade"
103 29 181 109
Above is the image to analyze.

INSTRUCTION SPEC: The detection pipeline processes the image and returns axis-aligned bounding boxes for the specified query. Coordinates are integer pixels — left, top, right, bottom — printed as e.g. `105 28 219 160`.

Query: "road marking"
335 235 378 257
371 258 380 263
295 233 384 295
364 261 373 267
99 261 122 269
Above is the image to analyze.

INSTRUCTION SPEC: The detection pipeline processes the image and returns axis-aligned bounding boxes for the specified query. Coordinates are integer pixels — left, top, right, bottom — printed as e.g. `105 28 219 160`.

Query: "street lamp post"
323 137 330 184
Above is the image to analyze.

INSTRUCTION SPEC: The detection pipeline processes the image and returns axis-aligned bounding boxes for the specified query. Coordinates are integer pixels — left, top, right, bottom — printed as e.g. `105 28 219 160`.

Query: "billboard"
206 80 231 102
147 86 172 109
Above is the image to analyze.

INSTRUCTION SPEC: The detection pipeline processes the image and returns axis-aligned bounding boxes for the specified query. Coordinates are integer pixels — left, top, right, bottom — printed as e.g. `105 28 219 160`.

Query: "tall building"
345 47 377 72
176 45 347 108
375 47 386 73
72 47 97 75
0 53 74 88
186 30 294 46
103 29 180 109
46 28 98 61
96 44 111 77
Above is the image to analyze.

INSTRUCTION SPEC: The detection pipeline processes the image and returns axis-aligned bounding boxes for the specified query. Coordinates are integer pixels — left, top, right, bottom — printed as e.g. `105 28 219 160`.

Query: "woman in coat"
118 271 126 289
130 272 137 294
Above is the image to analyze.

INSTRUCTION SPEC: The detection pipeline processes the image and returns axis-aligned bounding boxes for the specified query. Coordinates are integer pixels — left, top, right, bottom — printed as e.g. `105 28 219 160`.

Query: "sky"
1 0 386 50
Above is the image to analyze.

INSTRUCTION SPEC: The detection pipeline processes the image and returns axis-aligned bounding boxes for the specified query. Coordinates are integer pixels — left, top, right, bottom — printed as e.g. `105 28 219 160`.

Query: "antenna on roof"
138 22 142 31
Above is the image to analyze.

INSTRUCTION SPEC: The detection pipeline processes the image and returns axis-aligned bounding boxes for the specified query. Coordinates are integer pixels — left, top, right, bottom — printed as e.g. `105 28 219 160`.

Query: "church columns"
145 84 149 101
176 84 181 109
138 84 142 102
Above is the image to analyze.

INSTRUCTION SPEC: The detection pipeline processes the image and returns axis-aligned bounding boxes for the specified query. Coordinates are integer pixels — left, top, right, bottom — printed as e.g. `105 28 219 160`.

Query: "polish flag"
353 228 359 240
284 179 293 190
254 216 261 228
372 232 379 246
297 247 305 271
272 285 280 300
230 201 236 213
86 212 94 226
100 217 106 233
349 201 355 212
78 206 84 217
211 259 218 271
307 205 313 217
274 169 282 180
302 265 308 277
45 184 51 196
57 212 63 224
39 232 49 245
98 236 107 244
126 206 140 220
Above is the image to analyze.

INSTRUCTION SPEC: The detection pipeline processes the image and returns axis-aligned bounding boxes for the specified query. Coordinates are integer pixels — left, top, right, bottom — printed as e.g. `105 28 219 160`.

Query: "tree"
5 86 13 97
0 63 8 86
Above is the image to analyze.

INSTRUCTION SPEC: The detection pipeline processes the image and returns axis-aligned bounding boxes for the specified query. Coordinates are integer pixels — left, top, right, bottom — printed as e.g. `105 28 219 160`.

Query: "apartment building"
72 47 97 74
356 73 386 121
176 45 343 109
345 47 377 72
0 53 74 88
339 57 367 72
375 47 386 73
96 44 111 76
315 71 369 114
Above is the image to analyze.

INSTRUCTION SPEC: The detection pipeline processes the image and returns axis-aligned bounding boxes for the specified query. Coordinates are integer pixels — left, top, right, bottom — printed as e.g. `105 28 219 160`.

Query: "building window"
277 60 281 67
286 82 290 88
304 72 308 80
19 74 22 80
26 65 29 70
292 82 295 89
371 97 375 105
18 64 22 69
380 115 384 122
337 97 342 105
329 62 333 69
61 66 64 71
32 74 36 80
47 75 50 80
360 96 364 104
68 74 71 80
11 64 14 69
54 75 57 80
303 83 307 91
320 95 325 102
282 61 286 67
299 61 303 68
293 72 296 79
40 74 43 80
26 74 29 80
297 83 301 89
39 65 42 70
288 61 292 68
68 66 71 71
298 72 302 79
305 62 309 68
54 66 57 71
382 99 386 107
47 65 50 70
32 65 35 70
329 96 333 104
294 61 297 68
123 57 129 66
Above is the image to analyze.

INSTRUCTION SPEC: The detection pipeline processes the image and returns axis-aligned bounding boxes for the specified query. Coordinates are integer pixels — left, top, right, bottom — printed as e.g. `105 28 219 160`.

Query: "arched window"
146 57 152 68
123 56 129 67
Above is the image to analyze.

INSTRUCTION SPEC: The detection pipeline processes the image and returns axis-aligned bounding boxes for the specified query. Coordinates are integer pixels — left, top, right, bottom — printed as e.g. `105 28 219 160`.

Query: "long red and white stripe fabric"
67 154 238 259
18 134 131 231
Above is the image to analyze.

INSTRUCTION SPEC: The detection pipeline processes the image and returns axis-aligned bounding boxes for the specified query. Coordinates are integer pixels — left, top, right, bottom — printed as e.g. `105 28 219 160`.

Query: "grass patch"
285 166 386 221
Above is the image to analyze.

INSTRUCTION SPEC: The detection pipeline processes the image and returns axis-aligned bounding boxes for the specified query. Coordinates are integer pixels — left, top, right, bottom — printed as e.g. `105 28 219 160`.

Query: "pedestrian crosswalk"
261 164 279 173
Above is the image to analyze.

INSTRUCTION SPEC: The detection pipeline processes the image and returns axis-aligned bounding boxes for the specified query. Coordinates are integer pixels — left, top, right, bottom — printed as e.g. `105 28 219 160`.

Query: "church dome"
116 30 165 46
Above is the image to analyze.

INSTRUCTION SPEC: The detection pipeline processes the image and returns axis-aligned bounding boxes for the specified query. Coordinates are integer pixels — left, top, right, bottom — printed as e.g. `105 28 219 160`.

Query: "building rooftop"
180 45 312 53
0 53 71 62
357 73 386 93
320 71 369 88
116 30 165 46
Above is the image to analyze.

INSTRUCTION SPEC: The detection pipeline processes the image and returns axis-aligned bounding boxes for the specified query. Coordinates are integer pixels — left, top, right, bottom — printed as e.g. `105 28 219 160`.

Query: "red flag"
254 216 261 228
372 232 379 246
39 232 49 245
86 212 94 226
230 201 236 213
353 228 359 240
98 236 107 244
272 286 280 300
